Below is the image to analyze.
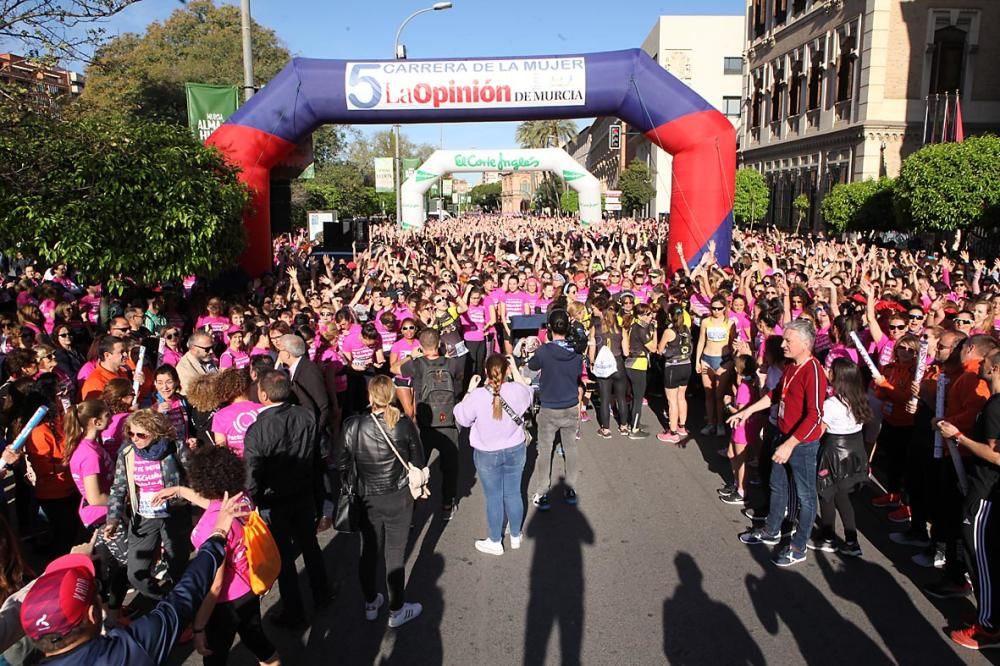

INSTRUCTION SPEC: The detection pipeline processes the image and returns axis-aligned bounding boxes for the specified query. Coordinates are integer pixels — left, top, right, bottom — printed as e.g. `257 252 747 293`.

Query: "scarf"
135 437 172 461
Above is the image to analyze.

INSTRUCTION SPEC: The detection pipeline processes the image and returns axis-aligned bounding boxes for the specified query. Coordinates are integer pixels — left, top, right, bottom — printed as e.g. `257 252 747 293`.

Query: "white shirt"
822 396 863 435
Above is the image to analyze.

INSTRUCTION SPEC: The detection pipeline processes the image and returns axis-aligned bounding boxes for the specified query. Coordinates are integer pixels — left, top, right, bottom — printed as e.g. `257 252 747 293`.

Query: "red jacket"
770 356 827 444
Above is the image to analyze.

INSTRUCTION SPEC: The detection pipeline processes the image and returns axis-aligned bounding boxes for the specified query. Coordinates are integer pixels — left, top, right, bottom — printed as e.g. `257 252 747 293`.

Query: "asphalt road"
174 401 995 666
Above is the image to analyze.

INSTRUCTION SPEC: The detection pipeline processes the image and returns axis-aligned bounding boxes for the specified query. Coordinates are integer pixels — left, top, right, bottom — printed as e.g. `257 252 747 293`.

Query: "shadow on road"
523 481 594 666
663 551 766 665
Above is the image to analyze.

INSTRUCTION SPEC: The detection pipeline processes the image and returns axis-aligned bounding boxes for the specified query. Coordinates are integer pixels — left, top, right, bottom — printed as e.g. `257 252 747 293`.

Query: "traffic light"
609 124 622 150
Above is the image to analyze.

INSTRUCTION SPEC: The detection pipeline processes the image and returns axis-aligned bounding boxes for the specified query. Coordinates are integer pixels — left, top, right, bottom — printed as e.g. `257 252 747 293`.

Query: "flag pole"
941 92 951 143
922 95 930 145
930 93 941 143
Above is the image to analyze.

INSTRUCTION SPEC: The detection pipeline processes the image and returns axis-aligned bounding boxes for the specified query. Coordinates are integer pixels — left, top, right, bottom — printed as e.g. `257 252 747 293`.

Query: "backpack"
592 343 617 378
416 357 456 428
241 510 281 595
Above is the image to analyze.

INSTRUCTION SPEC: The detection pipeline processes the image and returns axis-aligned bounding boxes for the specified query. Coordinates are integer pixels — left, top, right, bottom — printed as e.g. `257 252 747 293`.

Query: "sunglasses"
111 327 129 332
191 344 213 351
57 333 71 339
711 306 725 311
320 311 333 317
888 324 907 331
908 314 925 320
164 333 178 340
128 431 152 441
955 318 973 325
401 325 417 331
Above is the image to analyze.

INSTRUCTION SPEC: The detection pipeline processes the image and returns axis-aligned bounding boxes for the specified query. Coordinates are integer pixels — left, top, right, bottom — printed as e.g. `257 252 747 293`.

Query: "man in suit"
244 370 334 628
278 333 338 532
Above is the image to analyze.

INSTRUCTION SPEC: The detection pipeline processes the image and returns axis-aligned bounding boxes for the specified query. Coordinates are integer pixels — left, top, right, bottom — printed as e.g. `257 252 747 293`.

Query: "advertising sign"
442 179 453 196
345 57 586 111
186 83 239 141
402 158 420 181
374 157 394 192
307 210 337 241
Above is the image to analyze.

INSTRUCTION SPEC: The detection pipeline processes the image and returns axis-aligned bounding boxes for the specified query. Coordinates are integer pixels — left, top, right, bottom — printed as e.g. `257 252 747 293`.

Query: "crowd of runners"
0 214 999 664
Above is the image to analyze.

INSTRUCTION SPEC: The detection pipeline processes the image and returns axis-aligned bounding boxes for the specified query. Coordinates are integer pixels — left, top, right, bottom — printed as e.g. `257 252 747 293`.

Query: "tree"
733 168 769 227
81 0 291 124
0 104 248 288
470 182 501 211
894 135 1000 233
312 125 351 168
533 177 561 212
345 129 435 182
792 193 810 234
619 160 656 217
0 0 141 61
820 178 895 234
560 189 579 214
514 120 578 149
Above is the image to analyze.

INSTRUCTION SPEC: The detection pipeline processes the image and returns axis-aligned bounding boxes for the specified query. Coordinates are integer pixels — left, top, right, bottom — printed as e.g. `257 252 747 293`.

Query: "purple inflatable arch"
206 48 735 276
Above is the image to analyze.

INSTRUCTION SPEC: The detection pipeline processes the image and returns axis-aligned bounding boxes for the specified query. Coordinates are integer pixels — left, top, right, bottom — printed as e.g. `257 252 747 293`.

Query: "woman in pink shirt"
461 287 493 379
153 446 278 665
219 328 250 370
100 378 134 459
454 355 533 556
211 369 262 458
389 317 421 420
159 327 184 367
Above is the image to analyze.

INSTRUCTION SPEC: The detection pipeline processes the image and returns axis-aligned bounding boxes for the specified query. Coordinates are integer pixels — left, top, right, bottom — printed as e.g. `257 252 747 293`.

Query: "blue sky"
80 0 743 149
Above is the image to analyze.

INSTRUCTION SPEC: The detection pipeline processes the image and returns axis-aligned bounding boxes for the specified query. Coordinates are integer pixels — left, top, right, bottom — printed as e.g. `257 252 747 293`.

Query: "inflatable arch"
206 48 735 276
402 148 602 228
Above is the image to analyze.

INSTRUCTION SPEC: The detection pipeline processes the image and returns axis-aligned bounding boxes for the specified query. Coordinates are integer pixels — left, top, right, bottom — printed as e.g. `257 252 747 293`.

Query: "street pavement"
175 402 994 666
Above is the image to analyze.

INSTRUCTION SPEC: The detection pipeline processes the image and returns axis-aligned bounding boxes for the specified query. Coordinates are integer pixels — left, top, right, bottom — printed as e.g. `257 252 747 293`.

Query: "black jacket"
244 402 320 509
291 357 331 432
336 413 425 497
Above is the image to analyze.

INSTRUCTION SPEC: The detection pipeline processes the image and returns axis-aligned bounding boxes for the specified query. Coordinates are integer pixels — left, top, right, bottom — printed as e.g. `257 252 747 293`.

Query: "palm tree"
514 119 579 149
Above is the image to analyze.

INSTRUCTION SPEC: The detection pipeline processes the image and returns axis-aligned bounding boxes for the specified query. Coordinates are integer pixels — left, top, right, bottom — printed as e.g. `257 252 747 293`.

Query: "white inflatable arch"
400 148 602 229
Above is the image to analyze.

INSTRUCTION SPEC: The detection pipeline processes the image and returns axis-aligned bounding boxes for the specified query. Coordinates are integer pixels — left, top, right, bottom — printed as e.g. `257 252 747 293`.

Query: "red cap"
20 554 97 642
573 271 587 283
851 294 868 305
346 261 357 270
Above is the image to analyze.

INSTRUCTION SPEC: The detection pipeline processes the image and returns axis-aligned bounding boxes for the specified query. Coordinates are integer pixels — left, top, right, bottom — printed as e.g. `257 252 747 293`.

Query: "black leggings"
625 368 647 430
39 494 82 557
466 340 486 379
819 483 858 543
596 358 628 429
359 488 414 612
876 422 912 495
204 592 276 666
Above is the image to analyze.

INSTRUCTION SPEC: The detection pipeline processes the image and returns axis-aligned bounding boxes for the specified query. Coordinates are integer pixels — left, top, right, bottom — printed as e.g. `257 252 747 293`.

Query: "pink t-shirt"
191 498 253 602
160 347 182 367
824 344 860 371
320 348 347 393
70 438 112 526
501 291 526 322
101 412 129 459
132 456 167 518
157 396 189 441
219 349 250 370
731 381 754 445
390 338 420 378
196 315 230 338
375 320 398 353
211 401 262 457
344 336 376 371
462 305 488 342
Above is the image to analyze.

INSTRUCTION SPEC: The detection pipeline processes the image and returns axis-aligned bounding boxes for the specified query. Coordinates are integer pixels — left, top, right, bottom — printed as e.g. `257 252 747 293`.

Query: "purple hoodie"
454 383 533 452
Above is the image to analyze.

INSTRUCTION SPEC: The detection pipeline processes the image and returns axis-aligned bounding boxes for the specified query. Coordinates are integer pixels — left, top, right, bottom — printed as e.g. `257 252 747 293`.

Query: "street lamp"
393 2 453 226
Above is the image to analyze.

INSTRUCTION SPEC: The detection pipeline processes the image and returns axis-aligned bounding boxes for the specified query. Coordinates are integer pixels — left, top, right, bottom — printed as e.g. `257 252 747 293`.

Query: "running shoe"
871 492 901 508
806 538 836 553
365 593 384 621
912 545 946 569
715 423 728 437
579 410 591 423
510 535 522 550
717 482 737 496
656 431 680 444
699 423 716 436
475 539 504 556
677 426 689 437
772 547 807 567
598 428 613 439
719 490 745 505
388 602 422 628
742 507 767 521
950 624 1000 650
628 428 648 440
838 541 863 557
739 528 780 546
888 505 912 523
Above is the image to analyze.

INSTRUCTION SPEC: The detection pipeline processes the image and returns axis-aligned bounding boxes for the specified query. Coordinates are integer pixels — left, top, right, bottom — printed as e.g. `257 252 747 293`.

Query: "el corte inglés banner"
345 57 586 111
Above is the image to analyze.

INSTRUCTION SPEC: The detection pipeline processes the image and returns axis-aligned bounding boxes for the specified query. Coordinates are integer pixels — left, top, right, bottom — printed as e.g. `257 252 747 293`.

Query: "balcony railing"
834 100 852 123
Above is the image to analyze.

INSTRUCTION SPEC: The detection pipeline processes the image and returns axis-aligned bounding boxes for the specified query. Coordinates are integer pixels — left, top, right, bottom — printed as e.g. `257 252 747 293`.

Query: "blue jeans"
764 439 819 553
474 443 527 542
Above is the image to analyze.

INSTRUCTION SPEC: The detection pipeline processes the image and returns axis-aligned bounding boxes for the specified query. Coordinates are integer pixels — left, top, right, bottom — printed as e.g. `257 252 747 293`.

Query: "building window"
774 0 788 26
929 25 966 94
808 52 823 110
751 73 763 128
836 36 856 102
771 64 784 122
792 0 807 15
724 57 742 75
752 0 766 38
789 60 803 115
723 96 741 118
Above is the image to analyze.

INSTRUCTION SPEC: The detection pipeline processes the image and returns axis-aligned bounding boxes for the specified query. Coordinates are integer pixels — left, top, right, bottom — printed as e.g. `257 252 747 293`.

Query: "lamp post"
393 2 453 226
239 0 255 102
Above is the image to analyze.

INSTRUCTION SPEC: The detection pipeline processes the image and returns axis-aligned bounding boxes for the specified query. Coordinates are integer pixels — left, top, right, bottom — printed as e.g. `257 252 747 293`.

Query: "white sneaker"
388 602 422 628
510 535 522 550
364 592 384 621
475 538 504 556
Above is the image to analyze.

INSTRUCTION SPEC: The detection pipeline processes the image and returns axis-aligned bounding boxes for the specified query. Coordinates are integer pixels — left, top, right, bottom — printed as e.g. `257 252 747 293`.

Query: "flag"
955 95 965 143
185 83 239 142
374 158 394 192
941 95 950 144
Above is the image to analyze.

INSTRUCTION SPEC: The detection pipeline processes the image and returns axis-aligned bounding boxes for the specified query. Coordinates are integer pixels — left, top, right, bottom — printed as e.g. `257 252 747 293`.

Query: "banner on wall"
374 157 395 192
185 83 239 141
345 57 586 111
442 179 453 196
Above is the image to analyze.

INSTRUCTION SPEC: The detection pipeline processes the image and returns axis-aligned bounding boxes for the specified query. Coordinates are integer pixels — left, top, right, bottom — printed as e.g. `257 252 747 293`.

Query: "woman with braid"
455 354 533 556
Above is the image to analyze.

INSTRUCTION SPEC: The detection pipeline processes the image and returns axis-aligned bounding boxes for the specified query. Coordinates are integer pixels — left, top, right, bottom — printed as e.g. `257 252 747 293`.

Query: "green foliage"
81 0 291 124
290 163 383 224
470 182 501 211
733 168 769 227
0 103 248 289
345 129 434 179
619 160 655 216
820 178 895 234
515 120 578 149
894 135 1000 233
0 0 141 61
560 189 579 213
533 176 561 211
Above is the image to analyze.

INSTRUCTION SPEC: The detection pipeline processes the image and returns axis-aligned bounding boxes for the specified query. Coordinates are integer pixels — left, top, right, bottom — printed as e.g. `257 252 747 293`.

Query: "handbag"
592 344 617 378
372 414 431 500
334 445 362 533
